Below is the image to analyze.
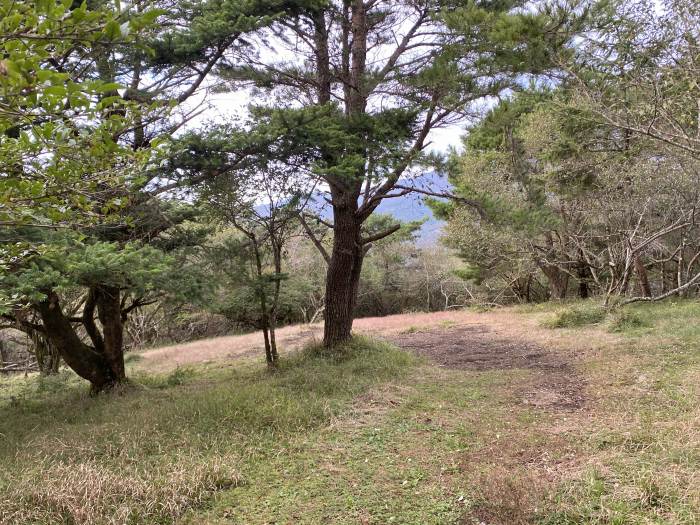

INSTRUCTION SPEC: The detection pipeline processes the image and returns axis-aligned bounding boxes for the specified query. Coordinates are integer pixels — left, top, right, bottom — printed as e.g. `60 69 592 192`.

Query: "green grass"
0 335 524 525
535 300 700 525
183 365 526 525
1 303 699 524
541 302 607 328
0 337 417 524
611 300 700 340
538 298 700 336
607 308 652 333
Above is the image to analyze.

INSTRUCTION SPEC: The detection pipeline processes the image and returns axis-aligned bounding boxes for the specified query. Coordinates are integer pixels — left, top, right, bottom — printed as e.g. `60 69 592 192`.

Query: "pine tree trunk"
539 264 568 300
538 234 568 300
578 279 589 299
315 0 369 348
95 285 126 382
261 324 272 364
323 203 364 347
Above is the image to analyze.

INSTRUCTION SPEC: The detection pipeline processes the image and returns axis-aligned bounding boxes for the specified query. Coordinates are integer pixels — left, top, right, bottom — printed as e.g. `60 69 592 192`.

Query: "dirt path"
136 310 486 371
389 324 586 410
136 309 589 411
136 310 505 370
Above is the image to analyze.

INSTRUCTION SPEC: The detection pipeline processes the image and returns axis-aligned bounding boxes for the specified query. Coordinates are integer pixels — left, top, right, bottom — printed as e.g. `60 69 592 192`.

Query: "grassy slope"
0 302 699 524
525 300 700 524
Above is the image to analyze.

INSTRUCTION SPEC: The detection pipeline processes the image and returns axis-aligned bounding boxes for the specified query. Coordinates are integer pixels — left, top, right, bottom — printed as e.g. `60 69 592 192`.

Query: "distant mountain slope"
373 171 450 245
255 171 451 245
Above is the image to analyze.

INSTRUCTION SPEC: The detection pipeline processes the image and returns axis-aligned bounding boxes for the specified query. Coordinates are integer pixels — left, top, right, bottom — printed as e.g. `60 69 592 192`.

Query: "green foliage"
201 212 439 329
362 213 424 246
465 89 553 153
451 89 588 226
202 230 284 328
356 215 435 316
435 83 631 302
213 271 311 329
452 263 483 284
151 0 303 65
0 238 207 312
0 0 159 229
571 0 700 158
607 309 651 333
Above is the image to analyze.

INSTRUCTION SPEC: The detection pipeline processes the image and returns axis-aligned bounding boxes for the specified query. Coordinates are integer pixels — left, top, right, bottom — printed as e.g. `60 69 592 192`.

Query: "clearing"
1 301 699 524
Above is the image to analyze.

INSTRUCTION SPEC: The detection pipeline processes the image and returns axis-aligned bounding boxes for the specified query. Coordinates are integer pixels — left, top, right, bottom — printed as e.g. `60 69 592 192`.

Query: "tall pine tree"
205 0 596 345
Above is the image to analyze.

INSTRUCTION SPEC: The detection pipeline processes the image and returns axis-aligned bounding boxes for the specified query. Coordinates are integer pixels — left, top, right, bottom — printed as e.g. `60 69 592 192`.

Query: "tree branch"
361 223 401 245
621 270 700 305
176 36 239 104
298 213 330 264
392 184 486 218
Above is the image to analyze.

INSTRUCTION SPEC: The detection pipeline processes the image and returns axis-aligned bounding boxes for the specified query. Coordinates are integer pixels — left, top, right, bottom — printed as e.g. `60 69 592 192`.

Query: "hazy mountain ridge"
254 172 449 244
373 171 450 245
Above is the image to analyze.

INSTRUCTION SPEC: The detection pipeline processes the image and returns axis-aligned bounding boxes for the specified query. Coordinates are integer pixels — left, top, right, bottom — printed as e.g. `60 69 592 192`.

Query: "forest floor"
1 300 699 524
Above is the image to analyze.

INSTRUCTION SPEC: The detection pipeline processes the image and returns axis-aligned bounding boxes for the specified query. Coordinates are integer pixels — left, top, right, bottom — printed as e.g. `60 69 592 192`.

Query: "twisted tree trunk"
31 330 60 375
36 291 119 392
95 285 126 383
539 263 569 300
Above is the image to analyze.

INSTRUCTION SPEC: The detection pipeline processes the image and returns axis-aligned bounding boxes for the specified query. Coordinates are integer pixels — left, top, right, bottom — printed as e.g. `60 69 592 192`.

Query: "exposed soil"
389 324 586 410
137 310 587 411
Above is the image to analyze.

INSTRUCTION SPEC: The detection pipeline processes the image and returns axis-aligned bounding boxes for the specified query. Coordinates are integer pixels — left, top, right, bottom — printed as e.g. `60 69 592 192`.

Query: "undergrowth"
541 303 607 328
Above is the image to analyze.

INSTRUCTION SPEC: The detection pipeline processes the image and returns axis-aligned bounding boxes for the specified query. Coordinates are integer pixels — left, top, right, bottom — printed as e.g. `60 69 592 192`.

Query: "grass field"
1 301 698 524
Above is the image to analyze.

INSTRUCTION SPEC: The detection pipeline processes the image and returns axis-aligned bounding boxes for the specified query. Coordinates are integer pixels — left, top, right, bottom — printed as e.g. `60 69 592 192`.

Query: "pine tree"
204 0 596 346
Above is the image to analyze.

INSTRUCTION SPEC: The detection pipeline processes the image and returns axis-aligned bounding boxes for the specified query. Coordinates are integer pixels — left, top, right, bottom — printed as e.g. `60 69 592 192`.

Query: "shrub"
607 309 651 333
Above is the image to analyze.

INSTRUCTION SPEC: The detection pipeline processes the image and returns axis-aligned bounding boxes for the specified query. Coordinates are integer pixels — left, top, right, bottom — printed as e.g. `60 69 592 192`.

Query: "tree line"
436 0 700 306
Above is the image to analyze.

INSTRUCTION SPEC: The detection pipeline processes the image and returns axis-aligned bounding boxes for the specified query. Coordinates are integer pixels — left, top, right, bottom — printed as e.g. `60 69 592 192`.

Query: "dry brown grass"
136 323 322 371
0 453 240 525
464 466 548 525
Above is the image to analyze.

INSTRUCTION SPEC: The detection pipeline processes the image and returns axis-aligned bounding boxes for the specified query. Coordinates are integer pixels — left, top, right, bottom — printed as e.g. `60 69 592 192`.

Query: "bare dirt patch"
136 310 589 412
135 311 479 372
389 324 586 411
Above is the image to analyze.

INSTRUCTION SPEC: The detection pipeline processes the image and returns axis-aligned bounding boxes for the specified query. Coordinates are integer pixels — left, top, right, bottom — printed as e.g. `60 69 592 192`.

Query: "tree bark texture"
36 291 120 392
